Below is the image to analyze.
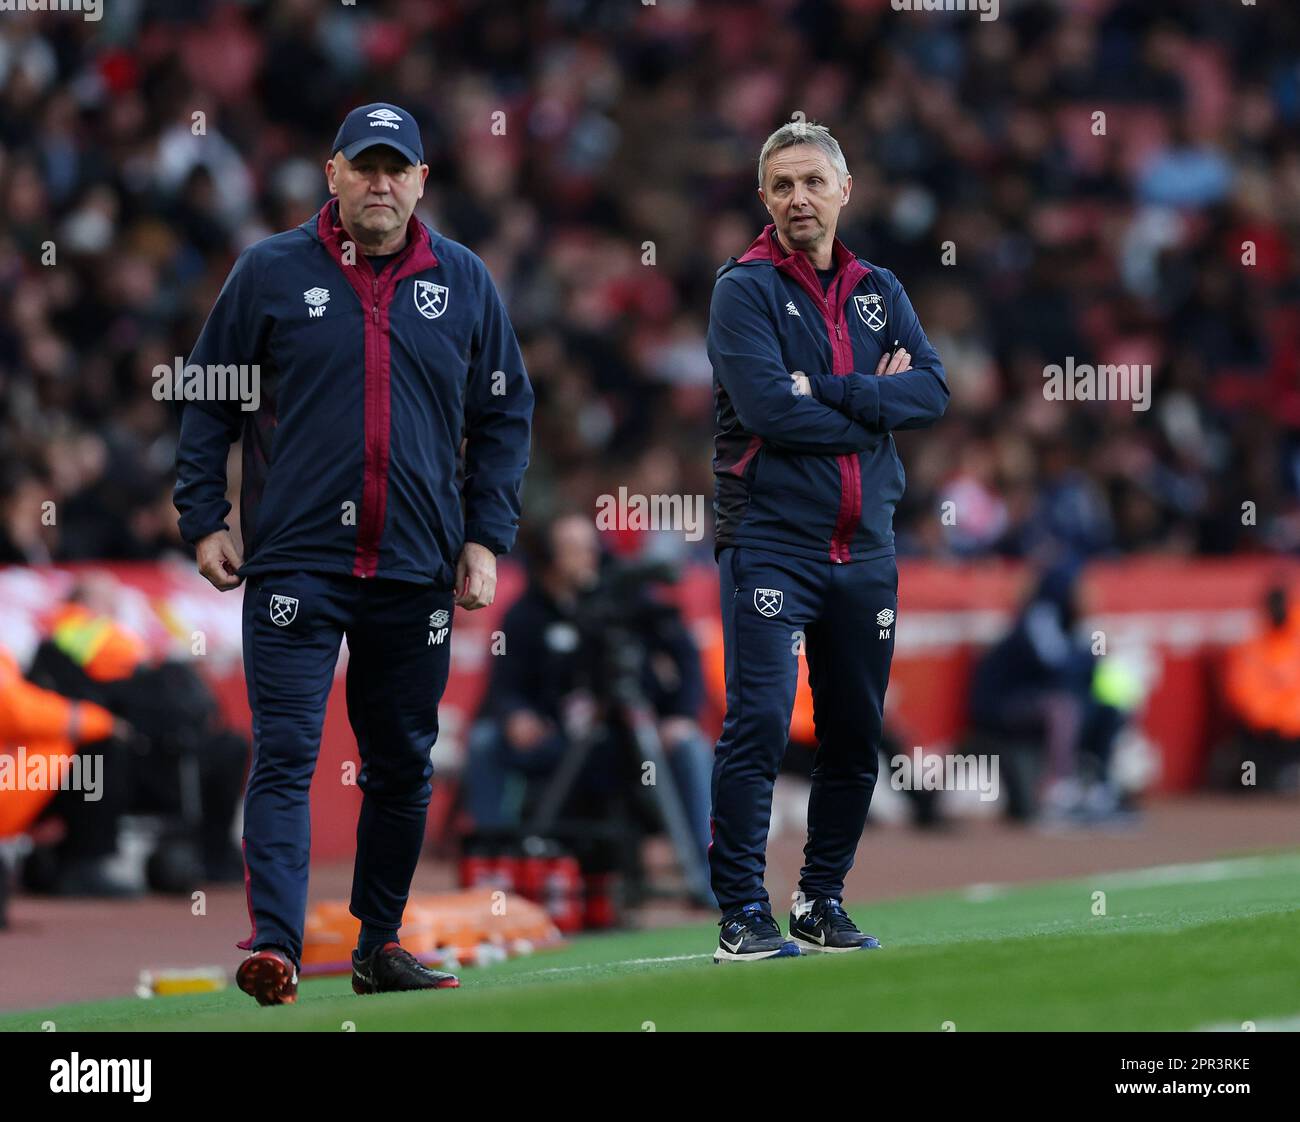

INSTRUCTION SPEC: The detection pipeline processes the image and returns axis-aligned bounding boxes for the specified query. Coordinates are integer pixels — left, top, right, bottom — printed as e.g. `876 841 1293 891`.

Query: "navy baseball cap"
331 102 424 166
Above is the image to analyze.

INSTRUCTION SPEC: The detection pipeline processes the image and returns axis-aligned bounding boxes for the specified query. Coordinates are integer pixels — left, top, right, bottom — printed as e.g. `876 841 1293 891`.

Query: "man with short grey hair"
706 121 948 962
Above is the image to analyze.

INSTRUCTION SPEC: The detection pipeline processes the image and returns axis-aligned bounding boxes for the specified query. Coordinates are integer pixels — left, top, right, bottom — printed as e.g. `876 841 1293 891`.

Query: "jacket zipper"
315 202 441 581
356 269 391 577
757 229 869 565
821 286 860 564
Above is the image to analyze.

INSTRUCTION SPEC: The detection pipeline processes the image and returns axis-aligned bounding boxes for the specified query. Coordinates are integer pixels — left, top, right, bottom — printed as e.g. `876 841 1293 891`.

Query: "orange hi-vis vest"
1225 610 1300 739
0 647 116 837
47 604 147 683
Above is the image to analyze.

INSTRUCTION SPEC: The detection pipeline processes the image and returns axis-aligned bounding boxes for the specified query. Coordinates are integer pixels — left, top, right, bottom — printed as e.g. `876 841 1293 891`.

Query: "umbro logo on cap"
332 102 424 166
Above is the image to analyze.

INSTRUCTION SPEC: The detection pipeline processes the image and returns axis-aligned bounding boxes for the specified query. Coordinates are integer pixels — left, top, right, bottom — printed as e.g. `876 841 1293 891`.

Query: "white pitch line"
1083 855 1300 889
962 854 1300 902
1197 1013 1300 1032
524 953 714 977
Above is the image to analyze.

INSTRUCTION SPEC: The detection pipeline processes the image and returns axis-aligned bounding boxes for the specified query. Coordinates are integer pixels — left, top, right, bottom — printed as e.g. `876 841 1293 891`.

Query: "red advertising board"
3 557 1292 858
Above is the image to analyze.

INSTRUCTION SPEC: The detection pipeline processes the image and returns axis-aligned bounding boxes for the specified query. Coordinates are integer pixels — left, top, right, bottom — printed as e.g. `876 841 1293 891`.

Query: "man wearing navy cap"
174 103 535 1003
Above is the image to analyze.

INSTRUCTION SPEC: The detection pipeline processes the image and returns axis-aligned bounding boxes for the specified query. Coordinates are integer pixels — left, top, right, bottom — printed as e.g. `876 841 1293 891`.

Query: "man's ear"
325 158 339 197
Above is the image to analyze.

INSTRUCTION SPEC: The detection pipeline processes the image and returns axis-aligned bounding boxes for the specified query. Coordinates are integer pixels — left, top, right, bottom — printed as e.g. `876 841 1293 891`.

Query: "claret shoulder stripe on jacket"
174 199 534 587
708 223 948 563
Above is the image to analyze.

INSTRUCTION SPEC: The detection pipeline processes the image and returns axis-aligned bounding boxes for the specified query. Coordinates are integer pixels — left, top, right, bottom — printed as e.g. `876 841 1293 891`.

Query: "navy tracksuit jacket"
706 224 948 914
174 199 532 584
173 199 533 964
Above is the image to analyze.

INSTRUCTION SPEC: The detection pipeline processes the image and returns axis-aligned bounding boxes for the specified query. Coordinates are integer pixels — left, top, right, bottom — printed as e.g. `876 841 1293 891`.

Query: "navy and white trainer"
789 897 882 953
713 902 802 964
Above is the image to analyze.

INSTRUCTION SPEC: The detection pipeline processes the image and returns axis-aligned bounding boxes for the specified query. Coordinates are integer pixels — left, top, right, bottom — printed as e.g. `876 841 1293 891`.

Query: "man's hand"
455 541 497 609
196 530 244 591
876 345 912 376
792 345 908 400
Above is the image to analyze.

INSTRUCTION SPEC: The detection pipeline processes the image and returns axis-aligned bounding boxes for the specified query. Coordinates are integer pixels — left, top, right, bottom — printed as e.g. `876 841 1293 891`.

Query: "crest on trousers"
754 588 783 617
414 280 449 319
854 293 886 331
269 595 298 627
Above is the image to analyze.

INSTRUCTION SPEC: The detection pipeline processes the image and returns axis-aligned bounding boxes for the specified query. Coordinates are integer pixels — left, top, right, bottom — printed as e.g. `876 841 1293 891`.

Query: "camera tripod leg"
524 705 713 907
623 704 712 905
525 726 597 835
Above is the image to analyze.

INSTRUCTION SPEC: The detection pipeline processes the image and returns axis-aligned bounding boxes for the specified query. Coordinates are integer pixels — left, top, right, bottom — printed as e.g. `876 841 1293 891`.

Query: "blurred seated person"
20 581 247 888
1220 582 1300 793
463 512 713 875
967 557 1135 823
0 643 133 901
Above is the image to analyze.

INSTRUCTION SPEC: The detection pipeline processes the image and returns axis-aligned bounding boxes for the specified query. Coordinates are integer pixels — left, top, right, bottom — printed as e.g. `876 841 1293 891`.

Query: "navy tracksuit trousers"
710 546 897 914
236 571 454 967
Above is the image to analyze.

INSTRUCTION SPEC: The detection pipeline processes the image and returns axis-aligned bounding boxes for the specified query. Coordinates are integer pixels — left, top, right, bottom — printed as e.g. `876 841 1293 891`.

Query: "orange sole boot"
236 948 299 1006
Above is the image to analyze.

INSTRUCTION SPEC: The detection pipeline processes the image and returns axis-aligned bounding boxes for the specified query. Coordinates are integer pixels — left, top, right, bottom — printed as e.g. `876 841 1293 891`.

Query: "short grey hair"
757 122 849 190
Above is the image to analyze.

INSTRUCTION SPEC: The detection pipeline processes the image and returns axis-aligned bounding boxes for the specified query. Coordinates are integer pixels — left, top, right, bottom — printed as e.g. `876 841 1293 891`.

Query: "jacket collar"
311 198 440 282
736 222 869 309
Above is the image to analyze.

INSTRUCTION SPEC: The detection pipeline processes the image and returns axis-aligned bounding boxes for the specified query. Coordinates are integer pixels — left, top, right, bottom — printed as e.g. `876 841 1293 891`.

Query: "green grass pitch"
3 850 1297 1032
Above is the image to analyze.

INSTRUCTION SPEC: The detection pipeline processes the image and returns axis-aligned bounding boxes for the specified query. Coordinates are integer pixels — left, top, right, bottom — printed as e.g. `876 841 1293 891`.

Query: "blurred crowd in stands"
5 1 1300 912
3 0 1300 568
